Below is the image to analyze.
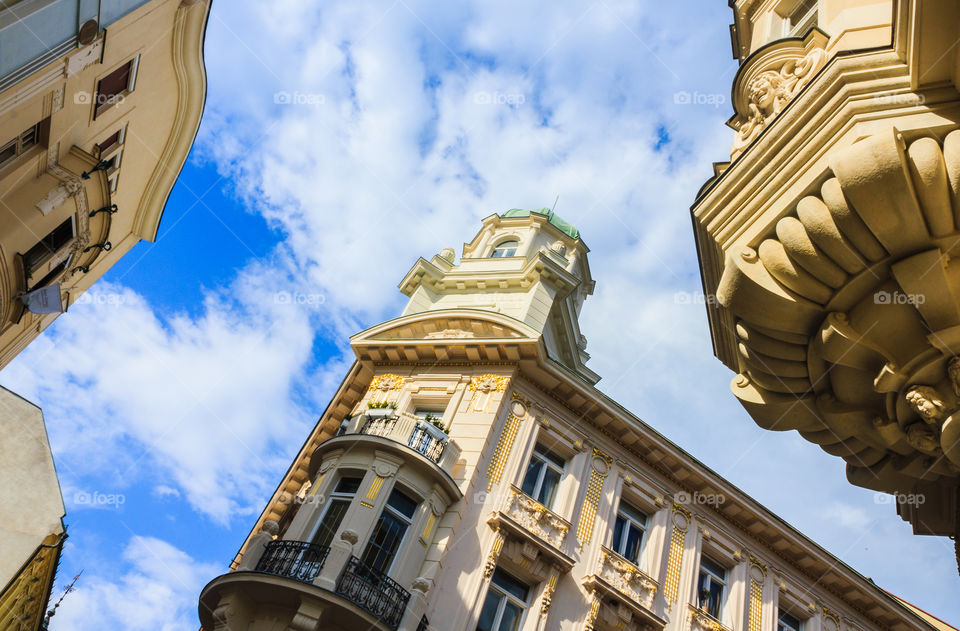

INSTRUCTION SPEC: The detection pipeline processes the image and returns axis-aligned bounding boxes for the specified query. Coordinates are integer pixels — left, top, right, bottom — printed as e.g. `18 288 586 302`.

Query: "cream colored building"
0 0 209 367
199 211 950 631
0 387 64 631
0 1 209 627
689 0 960 543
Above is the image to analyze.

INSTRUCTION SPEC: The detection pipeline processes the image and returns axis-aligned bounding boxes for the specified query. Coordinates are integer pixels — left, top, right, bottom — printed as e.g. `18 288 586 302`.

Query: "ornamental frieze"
504 486 569 549
596 546 658 609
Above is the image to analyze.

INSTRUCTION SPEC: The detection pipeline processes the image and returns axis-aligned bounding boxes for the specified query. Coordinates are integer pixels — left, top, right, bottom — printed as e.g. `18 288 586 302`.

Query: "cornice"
134 0 210 242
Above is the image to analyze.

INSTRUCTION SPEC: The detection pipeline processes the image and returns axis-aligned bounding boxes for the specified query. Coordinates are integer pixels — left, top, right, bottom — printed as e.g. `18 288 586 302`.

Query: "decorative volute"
717 127 960 534
398 209 599 384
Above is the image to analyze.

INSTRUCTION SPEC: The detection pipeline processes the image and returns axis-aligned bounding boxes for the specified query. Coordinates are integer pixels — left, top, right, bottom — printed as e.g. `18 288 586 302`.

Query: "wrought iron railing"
335 556 410 629
408 424 445 461
417 615 430 631
254 540 330 584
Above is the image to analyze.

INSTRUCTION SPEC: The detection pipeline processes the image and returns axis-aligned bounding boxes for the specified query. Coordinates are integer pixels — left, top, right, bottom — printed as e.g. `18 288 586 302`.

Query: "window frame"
94 56 140 119
783 0 817 36
22 216 76 279
360 486 419 575
477 568 529 631
0 120 44 170
696 555 728 620
308 474 362 548
611 500 648 565
520 443 566 509
777 609 803 631
490 239 519 258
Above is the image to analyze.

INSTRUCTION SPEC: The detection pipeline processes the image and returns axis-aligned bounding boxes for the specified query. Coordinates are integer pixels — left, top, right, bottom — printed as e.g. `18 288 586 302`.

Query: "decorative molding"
576 448 613 549
663 504 691 604
690 604 733 631
484 528 505 580
486 413 523 490
728 30 828 159
595 546 658 609
719 127 960 513
503 487 569 549
748 556 767 631
469 374 511 393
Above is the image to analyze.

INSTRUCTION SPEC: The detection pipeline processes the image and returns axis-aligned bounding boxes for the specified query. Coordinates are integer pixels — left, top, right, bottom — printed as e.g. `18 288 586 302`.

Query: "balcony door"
360 487 418 575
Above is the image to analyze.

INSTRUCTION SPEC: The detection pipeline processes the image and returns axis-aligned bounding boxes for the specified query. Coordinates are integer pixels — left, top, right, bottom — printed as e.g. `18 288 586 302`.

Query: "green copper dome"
501 208 579 240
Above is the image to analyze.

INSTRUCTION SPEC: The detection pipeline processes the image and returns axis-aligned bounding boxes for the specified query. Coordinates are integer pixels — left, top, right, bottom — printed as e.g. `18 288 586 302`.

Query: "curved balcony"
199 534 426 631
335 555 410 629
309 411 463 500
254 540 329 584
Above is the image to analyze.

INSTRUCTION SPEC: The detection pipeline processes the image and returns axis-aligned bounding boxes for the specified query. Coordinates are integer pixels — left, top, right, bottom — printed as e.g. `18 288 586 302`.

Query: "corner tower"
398 209 597 384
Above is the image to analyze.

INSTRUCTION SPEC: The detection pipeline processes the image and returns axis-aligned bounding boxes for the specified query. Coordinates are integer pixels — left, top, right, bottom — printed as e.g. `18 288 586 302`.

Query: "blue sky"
3 1 958 628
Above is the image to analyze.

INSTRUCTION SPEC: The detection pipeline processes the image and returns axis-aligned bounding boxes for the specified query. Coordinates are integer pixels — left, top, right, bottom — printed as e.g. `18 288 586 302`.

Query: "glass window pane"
624 524 643 563
386 488 418 519
520 459 542 497
492 569 529 601
612 515 625 554
701 556 726 580
778 611 801 631
498 601 523 631
476 591 502 631
618 502 647 525
312 499 349 548
538 467 561 508
361 511 407 574
334 476 362 494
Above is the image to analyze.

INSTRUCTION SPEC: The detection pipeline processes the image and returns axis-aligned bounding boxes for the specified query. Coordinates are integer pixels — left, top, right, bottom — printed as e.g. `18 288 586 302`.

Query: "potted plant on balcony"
422 413 448 435
365 400 397 418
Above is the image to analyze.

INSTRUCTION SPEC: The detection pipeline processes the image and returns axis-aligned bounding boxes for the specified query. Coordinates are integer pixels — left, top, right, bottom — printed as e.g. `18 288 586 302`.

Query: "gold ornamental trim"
575 448 613 549
487 413 523 490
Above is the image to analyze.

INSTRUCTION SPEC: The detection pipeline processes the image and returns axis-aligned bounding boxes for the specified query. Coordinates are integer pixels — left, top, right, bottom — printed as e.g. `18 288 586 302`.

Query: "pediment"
352 310 539 345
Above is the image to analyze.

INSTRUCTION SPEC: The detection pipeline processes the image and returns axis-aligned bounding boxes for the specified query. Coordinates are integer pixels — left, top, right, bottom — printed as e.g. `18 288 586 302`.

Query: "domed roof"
501 208 579 240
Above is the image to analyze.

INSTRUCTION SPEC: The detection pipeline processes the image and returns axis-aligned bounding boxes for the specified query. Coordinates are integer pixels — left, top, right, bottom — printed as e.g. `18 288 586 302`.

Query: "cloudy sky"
3 0 958 628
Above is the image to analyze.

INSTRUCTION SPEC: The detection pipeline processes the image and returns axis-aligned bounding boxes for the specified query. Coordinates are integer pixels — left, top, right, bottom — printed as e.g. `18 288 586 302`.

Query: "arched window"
490 240 519 258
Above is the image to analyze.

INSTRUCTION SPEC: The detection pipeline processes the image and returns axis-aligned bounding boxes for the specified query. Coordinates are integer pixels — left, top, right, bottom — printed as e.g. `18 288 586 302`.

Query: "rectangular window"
786 0 817 36
778 611 802 631
360 488 418 574
477 568 528 631
0 121 44 169
310 476 361 549
413 407 444 422
23 217 74 277
611 501 647 565
520 443 565 509
697 556 727 619
95 56 139 117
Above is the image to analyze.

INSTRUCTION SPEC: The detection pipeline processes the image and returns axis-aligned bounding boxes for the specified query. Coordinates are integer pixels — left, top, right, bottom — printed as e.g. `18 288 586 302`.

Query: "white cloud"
2 0 957 627
49 536 219 631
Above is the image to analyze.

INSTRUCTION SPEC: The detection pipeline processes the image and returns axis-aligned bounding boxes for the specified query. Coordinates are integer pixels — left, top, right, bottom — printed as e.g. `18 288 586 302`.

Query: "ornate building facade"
199 210 947 631
690 1 960 542
0 1 209 628
0 0 209 368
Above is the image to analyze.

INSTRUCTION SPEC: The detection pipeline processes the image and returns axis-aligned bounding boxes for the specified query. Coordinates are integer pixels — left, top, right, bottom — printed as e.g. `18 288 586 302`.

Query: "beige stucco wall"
0 386 64 585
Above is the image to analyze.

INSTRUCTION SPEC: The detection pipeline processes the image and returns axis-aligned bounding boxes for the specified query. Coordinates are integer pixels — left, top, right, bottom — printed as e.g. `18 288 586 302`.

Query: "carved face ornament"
905 385 947 423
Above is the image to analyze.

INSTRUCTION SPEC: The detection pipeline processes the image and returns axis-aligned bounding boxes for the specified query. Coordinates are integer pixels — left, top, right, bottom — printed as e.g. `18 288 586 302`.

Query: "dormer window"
490 240 518 258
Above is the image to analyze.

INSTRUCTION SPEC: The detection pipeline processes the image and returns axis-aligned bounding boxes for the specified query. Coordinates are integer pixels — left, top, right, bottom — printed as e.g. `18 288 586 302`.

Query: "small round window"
490 240 519 258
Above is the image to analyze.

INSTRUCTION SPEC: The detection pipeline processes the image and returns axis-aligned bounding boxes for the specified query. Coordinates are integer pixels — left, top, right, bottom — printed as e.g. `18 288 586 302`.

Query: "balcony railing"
338 411 460 471
335 556 410 630
254 540 330 584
